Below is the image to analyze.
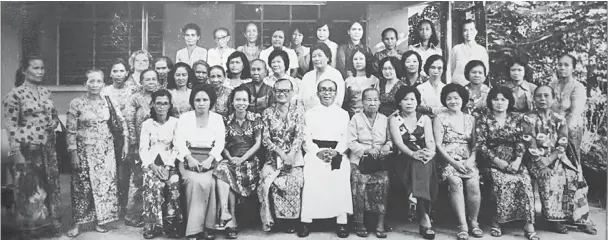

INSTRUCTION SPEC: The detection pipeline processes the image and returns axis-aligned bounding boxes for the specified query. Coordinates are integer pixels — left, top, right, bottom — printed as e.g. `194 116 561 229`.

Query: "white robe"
300 104 353 220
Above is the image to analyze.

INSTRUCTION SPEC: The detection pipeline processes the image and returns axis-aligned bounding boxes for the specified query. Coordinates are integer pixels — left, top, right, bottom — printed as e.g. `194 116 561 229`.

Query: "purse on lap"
359 153 388 174
186 147 216 173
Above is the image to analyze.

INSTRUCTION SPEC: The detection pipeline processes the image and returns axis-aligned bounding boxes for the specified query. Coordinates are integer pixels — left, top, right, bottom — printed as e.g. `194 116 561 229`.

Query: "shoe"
419 225 435 240
337 224 349 238
125 219 145 228
226 228 238 239
95 224 109 233
143 227 162 239
375 228 387 238
297 223 310 238
552 222 568 234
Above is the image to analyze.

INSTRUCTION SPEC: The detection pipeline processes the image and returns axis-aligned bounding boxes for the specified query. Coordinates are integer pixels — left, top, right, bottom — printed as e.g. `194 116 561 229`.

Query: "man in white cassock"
298 79 353 238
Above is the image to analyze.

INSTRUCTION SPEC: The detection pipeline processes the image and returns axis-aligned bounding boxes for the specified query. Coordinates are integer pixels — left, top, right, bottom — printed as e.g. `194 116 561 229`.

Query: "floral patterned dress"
549 79 586 171
378 80 405 117
522 110 590 224
139 117 183 234
123 90 154 223
475 112 534 224
465 83 490 118
436 113 478 180
214 111 262 197
258 103 305 231
2 84 61 232
66 96 128 226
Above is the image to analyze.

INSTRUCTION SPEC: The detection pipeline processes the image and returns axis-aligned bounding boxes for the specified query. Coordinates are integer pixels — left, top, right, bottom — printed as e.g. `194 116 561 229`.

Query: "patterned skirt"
488 167 535 223
142 166 183 233
350 163 389 223
71 136 120 226
438 143 479 181
12 140 61 231
258 164 304 231
213 157 260 197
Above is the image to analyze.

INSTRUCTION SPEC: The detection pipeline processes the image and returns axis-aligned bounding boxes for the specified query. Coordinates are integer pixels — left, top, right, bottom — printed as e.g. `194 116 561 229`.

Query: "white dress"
300 104 353 220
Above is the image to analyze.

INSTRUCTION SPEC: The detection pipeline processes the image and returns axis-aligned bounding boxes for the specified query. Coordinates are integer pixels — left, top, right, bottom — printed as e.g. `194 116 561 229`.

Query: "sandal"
355 225 368 237
524 231 540 240
457 226 469 240
419 225 436 240
375 228 387 238
490 227 502 237
470 226 484 238
214 219 231 230
67 226 80 238
226 228 238 239
95 224 109 233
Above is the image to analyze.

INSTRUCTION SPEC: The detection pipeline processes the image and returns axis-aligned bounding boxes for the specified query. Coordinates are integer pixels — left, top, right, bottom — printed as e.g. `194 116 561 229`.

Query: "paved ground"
3 174 606 240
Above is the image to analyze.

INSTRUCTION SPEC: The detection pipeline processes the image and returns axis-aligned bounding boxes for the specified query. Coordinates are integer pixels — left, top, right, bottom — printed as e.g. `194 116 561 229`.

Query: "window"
58 2 163 85
234 3 367 49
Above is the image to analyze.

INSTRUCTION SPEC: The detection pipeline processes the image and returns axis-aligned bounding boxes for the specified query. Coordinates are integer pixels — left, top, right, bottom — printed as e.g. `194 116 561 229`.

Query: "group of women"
2 17 597 240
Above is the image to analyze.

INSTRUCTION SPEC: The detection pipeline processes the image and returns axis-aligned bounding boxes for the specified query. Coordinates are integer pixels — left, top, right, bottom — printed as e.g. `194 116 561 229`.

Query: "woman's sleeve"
521 113 539 158
2 91 21 153
568 82 587 126
513 115 526 159
450 46 458 76
124 95 138 146
138 120 151 167
211 114 226 161
174 115 190 161
66 99 79 151
336 45 347 78
347 116 366 161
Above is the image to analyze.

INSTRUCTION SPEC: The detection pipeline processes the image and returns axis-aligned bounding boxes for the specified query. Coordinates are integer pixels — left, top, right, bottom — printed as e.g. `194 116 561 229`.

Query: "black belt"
312 139 342 170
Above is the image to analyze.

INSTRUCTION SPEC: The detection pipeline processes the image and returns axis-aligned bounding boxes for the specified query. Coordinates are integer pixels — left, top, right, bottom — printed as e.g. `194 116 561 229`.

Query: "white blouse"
207 47 236 68
174 111 226 161
139 117 179 167
417 80 446 110
176 46 208 67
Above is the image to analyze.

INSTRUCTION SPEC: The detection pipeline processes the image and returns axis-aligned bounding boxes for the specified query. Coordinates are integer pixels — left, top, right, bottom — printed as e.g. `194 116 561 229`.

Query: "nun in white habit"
298 79 353 238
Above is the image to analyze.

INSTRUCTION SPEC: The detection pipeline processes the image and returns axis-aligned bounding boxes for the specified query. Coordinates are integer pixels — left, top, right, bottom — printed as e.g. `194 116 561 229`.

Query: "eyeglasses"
274 89 292 94
319 88 337 94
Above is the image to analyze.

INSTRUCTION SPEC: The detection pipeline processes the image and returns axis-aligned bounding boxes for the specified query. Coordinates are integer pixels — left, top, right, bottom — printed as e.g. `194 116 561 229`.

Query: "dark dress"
378 80 405 117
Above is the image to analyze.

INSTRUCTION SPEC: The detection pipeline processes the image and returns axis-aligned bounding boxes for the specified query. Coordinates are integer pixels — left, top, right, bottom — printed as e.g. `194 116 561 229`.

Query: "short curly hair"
401 50 423 74
394 85 421 107
486 86 515 112
464 60 487 82
268 49 290 72
440 83 469 111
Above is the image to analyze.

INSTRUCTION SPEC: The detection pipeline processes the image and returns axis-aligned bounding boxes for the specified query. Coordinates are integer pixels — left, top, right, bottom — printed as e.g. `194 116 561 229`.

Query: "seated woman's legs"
463 177 483 237
446 176 467 229
142 168 166 239
183 172 217 238
216 179 234 227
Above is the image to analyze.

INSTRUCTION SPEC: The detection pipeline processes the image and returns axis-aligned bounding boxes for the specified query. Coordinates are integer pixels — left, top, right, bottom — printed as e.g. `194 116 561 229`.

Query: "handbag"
186 147 217 173
104 96 124 160
359 153 388 174
55 120 72 174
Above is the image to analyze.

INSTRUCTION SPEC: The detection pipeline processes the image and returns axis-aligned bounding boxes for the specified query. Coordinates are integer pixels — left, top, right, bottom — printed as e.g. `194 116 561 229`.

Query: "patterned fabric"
258 103 306 231
211 85 232 116
213 112 262 197
373 49 403 72
142 166 183 234
548 79 587 164
2 84 61 231
168 89 192 117
378 80 406 117
101 84 138 113
336 41 373 78
123 91 153 222
242 81 273 114
258 164 304 231
67 96 126 226
475 112 534 223
402 74 428 88
522 110 590 224
436 113 478 180
465 83 491 117
350 163 388 223
344 76 379 116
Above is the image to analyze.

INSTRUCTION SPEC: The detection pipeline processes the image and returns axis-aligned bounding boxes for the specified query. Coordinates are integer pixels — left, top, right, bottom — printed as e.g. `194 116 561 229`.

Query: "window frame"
52 2 161 89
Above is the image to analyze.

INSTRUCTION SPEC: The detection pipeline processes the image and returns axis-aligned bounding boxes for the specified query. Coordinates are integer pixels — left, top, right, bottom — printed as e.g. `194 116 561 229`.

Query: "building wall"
163 2 235 58
1 4 22 115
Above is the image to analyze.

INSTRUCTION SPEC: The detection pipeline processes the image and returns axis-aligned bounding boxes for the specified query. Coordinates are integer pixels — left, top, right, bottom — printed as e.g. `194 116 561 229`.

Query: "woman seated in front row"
139 89 183 239
213 85 263 239
348 88 392 238
174 84 226 240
